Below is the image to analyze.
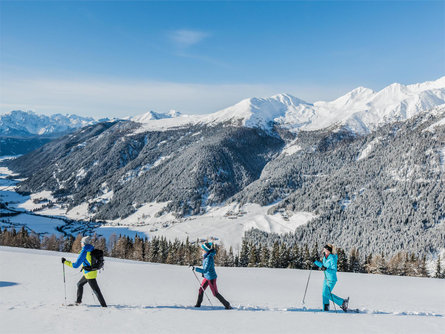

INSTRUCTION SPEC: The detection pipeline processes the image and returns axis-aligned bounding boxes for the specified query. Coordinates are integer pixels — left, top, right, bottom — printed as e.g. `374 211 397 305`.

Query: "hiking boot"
341 297 349 312
195 292 203 308
323 304 329 311
215 293 232 309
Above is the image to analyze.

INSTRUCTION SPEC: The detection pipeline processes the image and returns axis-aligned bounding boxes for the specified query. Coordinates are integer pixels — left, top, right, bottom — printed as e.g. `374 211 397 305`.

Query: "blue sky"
1 1 444 118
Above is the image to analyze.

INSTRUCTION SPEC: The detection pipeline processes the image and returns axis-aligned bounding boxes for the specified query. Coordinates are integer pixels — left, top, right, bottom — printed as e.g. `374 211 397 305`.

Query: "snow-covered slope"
0 165 313 250
131 109 180 123
0 110 99 137
133 77 445 134
0 246 443 334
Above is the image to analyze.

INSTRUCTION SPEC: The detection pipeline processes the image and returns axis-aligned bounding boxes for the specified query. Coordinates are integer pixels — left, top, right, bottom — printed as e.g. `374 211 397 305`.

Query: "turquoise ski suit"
314 254 345 307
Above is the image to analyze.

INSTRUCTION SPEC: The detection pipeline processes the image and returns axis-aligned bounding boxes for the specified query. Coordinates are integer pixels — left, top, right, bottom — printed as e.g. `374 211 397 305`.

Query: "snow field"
0 246 444 334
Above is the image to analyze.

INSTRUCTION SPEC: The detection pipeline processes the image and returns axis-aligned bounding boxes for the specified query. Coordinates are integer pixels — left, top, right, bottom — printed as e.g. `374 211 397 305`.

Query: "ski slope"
0 246 443 334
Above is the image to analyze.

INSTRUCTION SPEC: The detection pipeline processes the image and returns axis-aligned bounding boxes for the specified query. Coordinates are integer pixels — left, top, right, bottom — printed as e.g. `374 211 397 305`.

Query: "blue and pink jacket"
195 249 217 280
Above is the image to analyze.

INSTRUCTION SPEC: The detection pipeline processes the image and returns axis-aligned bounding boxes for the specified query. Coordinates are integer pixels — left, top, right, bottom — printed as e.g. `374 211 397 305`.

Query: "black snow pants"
76 276 107 307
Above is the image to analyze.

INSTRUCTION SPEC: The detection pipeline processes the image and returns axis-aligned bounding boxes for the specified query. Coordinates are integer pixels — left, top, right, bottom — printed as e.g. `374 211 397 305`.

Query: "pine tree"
303 244 311 269
279 242 290 268
149 237 160 263
310 242 319 264
260 246 270 267
269 241 280 268
336 248 348 272
435 255 442 278
234 254 239 267
239 239 249 267
348 248 362 273
291 244 301 269
418 255 428 277
226 246 235 267
248 244 258 267
62 235 74 253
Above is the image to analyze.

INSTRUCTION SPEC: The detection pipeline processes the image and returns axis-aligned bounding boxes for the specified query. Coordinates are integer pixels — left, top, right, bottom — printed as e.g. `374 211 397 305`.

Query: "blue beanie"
201 242 213 252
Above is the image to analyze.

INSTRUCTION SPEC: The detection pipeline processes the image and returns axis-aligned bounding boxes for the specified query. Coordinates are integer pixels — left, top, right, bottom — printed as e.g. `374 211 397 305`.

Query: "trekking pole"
301 264 312 309
323 271 337 313
191 267 213 306
62 263 67 306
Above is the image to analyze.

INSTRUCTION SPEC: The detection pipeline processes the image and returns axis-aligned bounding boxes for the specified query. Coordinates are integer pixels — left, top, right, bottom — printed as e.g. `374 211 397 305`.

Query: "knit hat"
323 244 333 253
81 236 91 246
201 242 213 252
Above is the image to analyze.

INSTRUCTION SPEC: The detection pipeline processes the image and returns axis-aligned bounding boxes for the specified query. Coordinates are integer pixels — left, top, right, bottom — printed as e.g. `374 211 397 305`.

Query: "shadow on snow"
0 281 19 288
83 304 444 317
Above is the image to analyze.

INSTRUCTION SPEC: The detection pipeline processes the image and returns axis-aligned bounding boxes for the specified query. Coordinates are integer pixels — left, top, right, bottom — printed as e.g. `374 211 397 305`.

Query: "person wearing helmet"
62 236 107 307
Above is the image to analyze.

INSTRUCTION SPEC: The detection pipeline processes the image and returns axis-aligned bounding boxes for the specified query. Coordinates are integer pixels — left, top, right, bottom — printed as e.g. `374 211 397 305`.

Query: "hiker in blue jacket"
191 242 232 309
314 244 349 312
62 236 107 307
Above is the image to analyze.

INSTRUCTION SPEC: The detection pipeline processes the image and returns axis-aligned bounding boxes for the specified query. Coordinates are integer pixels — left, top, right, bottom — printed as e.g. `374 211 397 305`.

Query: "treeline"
1 227 444 278
236 240 437 278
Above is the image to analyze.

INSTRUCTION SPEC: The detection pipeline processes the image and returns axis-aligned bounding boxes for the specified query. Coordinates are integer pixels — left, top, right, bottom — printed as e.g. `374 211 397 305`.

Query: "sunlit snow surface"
0 246 443 334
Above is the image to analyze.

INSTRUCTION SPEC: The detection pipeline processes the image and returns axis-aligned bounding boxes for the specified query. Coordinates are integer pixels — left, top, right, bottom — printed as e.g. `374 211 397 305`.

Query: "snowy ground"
0 246 444 334
0 162 313 249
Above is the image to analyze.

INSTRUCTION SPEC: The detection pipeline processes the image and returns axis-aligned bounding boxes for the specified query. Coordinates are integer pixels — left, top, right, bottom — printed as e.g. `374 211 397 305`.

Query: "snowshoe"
341 297 349 312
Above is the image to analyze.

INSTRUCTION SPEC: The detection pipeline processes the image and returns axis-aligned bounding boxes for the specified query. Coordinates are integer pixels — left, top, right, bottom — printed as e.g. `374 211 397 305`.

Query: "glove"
61 257 66 264
190 266 195 271
321 266 327 271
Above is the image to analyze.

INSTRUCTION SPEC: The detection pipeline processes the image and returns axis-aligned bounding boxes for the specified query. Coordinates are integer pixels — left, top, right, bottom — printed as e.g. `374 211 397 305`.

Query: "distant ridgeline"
1 227 444 279
0 110 100 155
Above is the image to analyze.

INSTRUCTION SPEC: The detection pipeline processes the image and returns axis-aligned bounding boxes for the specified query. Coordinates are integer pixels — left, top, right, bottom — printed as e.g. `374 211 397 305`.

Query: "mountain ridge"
0 110 101 137
130 76 445 134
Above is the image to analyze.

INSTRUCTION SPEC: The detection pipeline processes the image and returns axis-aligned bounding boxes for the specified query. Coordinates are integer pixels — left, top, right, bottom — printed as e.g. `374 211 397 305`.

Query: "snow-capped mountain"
132 76 445 134
131 110 181 123
0 110 99 137
201 93 311 129
2 77 445 257
294 76 445 133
